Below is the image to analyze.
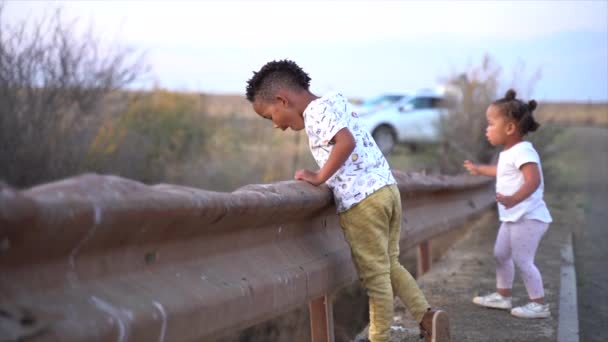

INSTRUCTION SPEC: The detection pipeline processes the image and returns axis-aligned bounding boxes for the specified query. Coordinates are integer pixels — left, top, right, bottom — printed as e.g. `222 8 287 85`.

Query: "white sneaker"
511 302 550 319
472 292 512 310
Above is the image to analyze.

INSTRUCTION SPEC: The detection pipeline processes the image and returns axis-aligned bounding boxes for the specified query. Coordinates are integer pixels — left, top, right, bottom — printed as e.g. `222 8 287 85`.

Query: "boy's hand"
295 169 323 186
496 193 517 208
463 160 479 175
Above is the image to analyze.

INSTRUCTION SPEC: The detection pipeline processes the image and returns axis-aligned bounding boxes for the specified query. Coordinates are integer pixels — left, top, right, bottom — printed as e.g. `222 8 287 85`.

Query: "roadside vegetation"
2 7 606 194
0 5 147 188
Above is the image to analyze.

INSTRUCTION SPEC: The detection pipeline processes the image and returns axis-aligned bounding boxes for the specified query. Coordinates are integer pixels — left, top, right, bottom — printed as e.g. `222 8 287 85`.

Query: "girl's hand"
496 193 517 208
463 160 480 175
295 169 323 186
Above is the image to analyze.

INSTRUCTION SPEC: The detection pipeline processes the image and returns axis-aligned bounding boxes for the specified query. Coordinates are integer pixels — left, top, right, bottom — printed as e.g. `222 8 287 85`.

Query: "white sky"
7 1 607 43
4 1 608 101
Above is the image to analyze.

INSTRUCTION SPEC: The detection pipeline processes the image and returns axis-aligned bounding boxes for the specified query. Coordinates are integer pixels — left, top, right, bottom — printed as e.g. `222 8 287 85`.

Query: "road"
571 126 608 342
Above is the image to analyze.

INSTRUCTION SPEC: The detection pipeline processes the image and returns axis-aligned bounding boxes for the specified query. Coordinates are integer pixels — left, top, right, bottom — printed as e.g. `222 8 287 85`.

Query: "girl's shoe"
511 302 550 319
472 292 512 309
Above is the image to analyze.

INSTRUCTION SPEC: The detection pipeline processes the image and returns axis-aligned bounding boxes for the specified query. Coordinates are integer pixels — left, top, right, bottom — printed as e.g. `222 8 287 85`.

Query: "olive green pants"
339 184 429 342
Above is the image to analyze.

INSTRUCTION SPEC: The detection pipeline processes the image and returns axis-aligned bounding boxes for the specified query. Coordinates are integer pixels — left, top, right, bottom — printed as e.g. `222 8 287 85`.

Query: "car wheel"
372 125 396 155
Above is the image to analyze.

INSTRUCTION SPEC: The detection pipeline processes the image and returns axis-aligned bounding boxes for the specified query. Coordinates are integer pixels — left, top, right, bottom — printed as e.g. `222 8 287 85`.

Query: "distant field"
199 93 608 126
81 91 605 192
535 102 608 126
200 93 255 117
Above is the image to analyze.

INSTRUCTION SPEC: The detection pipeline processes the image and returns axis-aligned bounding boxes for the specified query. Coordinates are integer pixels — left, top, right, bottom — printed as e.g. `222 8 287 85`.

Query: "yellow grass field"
199 93 608 126
535 102 608 126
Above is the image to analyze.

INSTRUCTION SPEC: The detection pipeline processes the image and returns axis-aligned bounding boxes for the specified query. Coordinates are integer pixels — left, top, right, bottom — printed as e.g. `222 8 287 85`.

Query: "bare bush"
88 89 208 184
0 5 147 187
438 54 542 174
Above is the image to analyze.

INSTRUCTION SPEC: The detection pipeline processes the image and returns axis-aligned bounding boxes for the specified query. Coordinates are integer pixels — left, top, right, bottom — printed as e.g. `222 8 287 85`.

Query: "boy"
245 59 450 342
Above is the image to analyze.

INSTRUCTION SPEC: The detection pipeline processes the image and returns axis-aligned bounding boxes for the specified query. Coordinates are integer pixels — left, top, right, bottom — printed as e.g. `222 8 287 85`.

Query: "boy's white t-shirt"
496 141 552 223
303 92 396 213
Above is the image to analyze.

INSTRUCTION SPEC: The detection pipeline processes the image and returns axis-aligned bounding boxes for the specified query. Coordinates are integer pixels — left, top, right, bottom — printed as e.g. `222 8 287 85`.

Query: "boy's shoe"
511 302 551 319
420 309 451 342
472 292 512 310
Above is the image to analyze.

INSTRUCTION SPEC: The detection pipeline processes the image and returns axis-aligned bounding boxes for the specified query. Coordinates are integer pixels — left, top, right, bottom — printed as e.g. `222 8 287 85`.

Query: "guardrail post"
309 294 335 342
417 240 431 278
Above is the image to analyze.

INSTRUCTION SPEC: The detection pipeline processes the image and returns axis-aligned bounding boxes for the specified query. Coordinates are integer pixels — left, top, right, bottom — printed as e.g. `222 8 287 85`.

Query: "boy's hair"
245 59 311 103
492 89 540 135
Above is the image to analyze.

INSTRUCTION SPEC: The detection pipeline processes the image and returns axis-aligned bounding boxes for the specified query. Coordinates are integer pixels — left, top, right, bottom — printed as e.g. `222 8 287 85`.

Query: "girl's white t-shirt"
496 141 552 223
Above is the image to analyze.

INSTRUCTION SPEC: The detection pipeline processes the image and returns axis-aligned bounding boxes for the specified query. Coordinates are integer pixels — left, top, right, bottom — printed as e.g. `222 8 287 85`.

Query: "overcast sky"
5 1 608 101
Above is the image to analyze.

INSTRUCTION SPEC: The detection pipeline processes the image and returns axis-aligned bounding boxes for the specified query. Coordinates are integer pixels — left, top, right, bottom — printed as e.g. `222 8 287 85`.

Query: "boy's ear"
275 95 287 107
275 89 290 107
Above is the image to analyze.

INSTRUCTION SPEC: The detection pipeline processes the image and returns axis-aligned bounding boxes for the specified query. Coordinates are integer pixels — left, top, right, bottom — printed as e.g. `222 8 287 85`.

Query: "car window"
409 96 443 109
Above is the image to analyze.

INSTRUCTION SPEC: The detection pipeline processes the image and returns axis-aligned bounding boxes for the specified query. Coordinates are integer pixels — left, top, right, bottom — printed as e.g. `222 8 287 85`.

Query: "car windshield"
363 94 407 107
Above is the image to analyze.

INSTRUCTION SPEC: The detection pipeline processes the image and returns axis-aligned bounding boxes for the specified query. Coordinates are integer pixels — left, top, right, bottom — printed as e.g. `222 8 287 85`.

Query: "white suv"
356 91 449 154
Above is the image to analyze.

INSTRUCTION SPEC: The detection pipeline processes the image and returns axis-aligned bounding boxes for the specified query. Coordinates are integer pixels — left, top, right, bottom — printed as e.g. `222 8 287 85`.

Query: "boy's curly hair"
245 59 311 102
493 89 540 136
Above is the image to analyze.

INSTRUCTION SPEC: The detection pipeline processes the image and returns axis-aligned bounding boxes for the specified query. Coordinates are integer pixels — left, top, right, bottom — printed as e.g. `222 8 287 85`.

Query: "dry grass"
19 90 603 191
167 93 608 188
201 93 608 126
200 93 256 117
536 102 608 126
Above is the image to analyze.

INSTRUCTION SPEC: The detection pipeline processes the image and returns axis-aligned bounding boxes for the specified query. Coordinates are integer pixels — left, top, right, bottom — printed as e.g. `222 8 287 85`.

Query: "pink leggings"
494 219 549 299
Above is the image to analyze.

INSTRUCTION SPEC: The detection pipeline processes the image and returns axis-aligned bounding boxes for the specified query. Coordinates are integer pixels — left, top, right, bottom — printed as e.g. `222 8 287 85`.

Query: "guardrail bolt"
0 238 10 253
145 251 158 265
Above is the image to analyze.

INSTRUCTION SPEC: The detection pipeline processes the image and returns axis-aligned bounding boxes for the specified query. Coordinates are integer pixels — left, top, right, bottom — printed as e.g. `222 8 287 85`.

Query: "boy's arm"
496 162 541 208
463 160 497 177
295 127 355 186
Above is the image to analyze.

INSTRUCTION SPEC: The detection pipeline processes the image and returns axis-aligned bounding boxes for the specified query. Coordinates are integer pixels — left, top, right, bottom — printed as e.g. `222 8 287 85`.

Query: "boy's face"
252 95 305 131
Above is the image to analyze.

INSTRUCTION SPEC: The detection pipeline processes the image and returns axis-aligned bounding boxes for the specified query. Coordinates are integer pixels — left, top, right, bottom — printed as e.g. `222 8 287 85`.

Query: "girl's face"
253 96 305 131
485 105 514 146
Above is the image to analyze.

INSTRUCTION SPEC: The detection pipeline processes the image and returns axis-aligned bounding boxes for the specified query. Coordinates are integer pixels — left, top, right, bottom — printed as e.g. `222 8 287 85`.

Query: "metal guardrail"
0 171 494 342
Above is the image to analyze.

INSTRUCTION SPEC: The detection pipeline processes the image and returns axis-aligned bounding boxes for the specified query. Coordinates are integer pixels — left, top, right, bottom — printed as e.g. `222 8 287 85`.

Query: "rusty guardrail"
0 171 494 341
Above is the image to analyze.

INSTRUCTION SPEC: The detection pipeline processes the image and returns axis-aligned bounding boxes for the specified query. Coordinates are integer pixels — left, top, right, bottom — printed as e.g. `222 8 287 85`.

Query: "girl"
464 89 552 319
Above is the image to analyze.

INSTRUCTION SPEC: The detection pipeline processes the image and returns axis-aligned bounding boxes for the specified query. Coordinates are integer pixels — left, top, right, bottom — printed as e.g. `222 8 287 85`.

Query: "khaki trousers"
339 184 429 342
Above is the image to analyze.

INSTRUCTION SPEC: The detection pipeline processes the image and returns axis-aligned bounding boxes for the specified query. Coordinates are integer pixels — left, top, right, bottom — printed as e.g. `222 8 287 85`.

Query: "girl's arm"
295 127 356 186
463 160 497 177
496 162 541 208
